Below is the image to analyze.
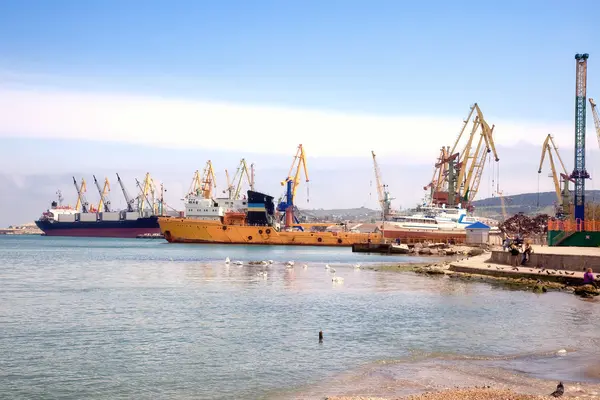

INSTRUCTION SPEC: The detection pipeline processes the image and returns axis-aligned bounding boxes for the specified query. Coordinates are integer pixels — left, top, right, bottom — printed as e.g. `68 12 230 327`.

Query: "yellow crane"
136 173 157 213
200 160 217 199
73 177 89 212
590 98 600 149
538 134 572 217
224 158 254 199
426 103 499 208
281 144 309 205
187 160 217 200
93 176 111 212
371 150 394 218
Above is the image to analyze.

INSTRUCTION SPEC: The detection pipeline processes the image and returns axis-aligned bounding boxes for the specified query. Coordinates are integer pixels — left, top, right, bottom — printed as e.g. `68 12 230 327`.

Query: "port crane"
572 53 590 224
590 98 600 149
93 175 111 212
136 173 159 214
73 177 89 213
277 144 309 228
116 173 136 212
424 103 499 210
371 150 395 220
224 158 254 200
187 161 217 200
538 134 573 218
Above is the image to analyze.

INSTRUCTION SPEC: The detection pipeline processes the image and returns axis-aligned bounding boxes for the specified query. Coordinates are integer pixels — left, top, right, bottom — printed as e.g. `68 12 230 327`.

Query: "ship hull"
381 228 467 244
158 218 382 246
35 217 161 238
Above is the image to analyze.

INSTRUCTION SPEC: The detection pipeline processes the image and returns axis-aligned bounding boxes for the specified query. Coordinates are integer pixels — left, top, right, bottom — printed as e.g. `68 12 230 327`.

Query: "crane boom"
371 150 393 218
538 134 573 217
224 159 254 199
93 175 111 212
590 98 600 149
201 161 217 199
281 144 309 204
116 173 136 212
427 103 499 209
73 177 89 213
135 173 156 214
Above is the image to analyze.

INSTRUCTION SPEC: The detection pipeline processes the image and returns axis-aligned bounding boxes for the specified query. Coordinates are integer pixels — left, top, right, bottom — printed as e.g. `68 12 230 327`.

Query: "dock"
446 245 600 286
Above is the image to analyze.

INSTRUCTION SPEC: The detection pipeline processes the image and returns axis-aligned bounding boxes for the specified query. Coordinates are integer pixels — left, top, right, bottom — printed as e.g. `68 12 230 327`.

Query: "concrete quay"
490 245 600 273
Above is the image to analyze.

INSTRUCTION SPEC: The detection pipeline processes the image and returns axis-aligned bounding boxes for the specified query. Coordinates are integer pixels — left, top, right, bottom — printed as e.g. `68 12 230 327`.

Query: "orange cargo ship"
158 190 382 246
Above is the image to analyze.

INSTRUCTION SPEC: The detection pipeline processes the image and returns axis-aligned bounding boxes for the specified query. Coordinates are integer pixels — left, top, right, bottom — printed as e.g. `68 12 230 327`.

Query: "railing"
548 219 600 232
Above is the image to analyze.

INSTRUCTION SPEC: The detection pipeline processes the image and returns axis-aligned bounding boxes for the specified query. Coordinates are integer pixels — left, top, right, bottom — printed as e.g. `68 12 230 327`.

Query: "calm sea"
1 236 599 399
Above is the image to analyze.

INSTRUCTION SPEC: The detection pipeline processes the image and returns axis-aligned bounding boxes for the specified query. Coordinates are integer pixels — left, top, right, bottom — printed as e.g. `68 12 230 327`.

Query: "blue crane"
572 53 590 225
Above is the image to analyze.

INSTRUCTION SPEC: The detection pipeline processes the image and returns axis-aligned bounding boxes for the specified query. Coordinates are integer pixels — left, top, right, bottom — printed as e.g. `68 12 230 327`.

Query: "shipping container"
80 213 98 222
58 214 76 222
125 212 140 220
100 212 121 221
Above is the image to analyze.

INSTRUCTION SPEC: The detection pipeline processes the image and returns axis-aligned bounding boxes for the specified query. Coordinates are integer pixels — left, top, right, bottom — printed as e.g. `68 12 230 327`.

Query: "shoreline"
283 350 600 400
366 252 600 299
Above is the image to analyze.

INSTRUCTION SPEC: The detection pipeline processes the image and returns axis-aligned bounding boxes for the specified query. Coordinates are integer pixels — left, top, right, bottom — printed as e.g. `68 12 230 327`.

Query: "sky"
1 0 600 225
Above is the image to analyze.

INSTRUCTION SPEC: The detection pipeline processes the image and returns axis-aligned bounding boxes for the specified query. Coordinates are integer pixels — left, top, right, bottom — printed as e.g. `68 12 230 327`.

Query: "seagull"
303 264 308 269
268 260 274 264
550 381 564 397
325 264 330 270
225 257 230 264
354 263 361 269
233 261 243 266
286 261 295 267
332 276 344 283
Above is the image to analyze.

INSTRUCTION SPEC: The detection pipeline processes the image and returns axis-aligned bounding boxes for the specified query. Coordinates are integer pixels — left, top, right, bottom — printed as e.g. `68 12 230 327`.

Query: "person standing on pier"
509 242 520 267
521 242 532 265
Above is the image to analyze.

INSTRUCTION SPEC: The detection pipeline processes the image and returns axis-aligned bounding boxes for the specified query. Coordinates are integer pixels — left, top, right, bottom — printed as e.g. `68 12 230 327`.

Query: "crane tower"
572 53 590 223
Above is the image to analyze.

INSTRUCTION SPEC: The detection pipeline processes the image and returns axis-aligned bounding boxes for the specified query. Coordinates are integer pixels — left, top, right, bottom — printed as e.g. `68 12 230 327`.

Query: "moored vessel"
35 174 168 238
378 205 499 244
159 189 382 246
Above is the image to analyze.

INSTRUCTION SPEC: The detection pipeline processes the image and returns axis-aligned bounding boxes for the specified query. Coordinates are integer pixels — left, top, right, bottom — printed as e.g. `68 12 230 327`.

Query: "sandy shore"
326 387 551 399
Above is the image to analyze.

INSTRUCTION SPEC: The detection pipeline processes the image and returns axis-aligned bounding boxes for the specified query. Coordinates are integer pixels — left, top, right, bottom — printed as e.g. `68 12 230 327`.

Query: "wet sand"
328 388 548 399
295 355 600 399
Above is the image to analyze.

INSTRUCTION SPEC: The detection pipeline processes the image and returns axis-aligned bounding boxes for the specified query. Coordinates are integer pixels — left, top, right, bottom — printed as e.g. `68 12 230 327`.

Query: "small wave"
373 348 579 365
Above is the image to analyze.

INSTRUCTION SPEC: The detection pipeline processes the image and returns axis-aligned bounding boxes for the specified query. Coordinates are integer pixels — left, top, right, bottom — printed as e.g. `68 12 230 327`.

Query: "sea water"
1 236 599 399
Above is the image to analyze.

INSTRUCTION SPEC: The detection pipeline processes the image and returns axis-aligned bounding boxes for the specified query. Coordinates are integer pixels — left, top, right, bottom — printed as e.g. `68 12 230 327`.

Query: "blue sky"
1 0 600 224
0 0 598 118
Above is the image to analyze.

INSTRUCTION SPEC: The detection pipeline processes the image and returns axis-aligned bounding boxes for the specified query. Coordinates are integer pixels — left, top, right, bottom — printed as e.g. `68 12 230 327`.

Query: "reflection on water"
1 236 600 400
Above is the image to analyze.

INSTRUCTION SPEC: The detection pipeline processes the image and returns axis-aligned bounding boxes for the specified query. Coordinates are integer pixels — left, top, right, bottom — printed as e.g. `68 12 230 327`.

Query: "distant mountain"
472 190 600 218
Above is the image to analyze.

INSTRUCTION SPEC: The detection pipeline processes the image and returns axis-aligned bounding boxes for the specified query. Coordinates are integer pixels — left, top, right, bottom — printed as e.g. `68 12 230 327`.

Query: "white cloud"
0 85 581 163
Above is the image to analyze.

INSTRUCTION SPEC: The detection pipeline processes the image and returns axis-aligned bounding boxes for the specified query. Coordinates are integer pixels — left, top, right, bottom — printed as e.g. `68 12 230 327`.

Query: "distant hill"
472 190 600 218
297 206 381 222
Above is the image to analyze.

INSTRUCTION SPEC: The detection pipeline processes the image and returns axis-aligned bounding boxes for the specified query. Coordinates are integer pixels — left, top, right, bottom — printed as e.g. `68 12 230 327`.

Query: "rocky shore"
367 250 600 299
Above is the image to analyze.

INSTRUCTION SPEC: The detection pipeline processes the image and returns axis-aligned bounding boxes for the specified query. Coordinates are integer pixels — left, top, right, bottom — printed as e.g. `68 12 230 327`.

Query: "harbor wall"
490 250 600 273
